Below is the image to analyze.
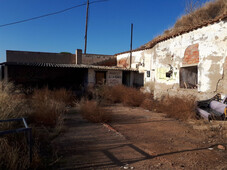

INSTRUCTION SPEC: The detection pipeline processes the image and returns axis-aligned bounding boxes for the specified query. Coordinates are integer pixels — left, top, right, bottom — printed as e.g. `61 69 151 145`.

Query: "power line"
0 0 108 28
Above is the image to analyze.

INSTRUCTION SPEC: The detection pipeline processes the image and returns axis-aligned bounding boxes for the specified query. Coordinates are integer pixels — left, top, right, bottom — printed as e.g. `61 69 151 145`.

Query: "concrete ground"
53 104 227 170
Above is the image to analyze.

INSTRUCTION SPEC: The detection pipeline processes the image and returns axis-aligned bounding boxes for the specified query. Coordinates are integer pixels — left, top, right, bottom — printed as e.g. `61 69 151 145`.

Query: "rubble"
121 164 134 169
217 145 226 150
197 94 227 121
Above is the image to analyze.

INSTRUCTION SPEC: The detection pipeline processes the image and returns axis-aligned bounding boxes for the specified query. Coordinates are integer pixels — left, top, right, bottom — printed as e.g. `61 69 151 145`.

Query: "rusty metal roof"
0 62 138 71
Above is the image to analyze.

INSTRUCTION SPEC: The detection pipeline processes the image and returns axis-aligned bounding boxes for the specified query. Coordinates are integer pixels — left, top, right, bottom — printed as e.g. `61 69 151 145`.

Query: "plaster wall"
116 19 227 99
116 49 154 84
88 69 122 86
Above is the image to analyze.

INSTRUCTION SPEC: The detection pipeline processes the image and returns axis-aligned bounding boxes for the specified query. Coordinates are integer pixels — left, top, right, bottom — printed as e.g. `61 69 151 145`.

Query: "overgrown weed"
158 96 197 120
94 85 145 107
0 82 73 169
141 95 196 120
79 99 112 123
142 0 227 49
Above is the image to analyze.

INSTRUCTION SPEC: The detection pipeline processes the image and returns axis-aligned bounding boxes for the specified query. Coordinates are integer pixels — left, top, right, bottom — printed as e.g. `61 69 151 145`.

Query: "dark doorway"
122 71 131 86
133 72 144 88
0 66 4 80
95 71 106 85
180 66 198 89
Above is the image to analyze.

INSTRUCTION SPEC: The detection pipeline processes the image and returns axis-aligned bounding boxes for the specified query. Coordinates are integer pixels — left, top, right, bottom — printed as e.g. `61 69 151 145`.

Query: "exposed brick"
182 44 199 65
118 59 129 68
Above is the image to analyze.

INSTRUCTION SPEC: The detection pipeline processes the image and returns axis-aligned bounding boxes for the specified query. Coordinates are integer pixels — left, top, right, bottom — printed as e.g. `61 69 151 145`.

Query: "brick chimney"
76 49 82 64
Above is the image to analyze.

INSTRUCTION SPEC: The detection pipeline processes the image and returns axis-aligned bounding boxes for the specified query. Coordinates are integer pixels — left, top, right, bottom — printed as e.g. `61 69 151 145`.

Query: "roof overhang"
0 62 138 72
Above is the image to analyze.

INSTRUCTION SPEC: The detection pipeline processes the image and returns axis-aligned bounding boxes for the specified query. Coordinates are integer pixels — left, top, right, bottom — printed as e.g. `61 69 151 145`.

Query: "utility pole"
130 23 133 68
84 0 89 54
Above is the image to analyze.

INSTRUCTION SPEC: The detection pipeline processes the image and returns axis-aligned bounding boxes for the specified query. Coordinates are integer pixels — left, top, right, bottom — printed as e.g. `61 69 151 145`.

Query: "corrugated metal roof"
0 62 138 71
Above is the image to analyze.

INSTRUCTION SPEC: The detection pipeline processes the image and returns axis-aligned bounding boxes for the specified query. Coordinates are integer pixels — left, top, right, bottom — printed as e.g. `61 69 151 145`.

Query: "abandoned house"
0 49 144 93
115 14 227 100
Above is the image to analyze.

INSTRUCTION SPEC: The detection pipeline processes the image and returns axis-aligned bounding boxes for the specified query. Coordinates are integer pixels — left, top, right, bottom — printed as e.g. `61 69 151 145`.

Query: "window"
95 71 106 84
147 71 150 77
180 66 198 89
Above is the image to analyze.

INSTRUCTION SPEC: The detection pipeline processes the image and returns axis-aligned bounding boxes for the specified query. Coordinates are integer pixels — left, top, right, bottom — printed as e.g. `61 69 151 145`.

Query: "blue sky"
0 0 209 62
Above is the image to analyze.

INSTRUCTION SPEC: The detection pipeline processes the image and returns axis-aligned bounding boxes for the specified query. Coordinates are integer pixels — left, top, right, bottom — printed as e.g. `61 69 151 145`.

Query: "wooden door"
95 71 106 84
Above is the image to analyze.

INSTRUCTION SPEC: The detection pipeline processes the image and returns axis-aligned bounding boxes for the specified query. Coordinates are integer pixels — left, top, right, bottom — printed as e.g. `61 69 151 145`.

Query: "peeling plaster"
116 20 227 99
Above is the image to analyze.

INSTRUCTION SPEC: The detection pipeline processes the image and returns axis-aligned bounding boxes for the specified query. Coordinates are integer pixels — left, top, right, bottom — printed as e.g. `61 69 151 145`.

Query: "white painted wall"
116 19 227 99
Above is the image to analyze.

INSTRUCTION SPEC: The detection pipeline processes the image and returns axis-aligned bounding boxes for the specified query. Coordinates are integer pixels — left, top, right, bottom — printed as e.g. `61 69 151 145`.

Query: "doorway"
95 71 106 85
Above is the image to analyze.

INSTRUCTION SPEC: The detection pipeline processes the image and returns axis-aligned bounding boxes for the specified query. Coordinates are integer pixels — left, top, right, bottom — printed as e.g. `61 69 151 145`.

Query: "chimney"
75 49 82 64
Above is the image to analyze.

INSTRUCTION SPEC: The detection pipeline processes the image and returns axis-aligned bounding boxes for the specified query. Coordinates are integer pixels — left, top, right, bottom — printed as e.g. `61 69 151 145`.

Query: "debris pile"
197 94 227 121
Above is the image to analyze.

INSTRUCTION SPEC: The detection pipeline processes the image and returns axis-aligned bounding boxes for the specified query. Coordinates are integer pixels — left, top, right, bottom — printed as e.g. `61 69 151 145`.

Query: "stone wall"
82 54 115 65
7 50 76 64
6 50 115 66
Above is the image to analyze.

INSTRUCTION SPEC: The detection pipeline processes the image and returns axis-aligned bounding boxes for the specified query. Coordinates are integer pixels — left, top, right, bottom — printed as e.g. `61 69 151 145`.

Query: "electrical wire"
0 0 108 28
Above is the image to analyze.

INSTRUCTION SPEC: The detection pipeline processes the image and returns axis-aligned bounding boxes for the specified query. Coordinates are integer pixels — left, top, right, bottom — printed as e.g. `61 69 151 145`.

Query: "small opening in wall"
95 71 106 85
0 66 4 80
147 71 150 77
180 66 198 89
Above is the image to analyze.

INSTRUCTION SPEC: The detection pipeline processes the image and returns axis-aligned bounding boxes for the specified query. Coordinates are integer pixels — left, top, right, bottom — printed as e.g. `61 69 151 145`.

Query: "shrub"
98 85 126 103
141 94 197 120
140 98 155 111
158 96 197 120
29 87 71 127
122 87 145 107
0 137 40 170
141 0 227 49
96 85 145 107
79 100 111 123
0 82 72 169
0 81 29 120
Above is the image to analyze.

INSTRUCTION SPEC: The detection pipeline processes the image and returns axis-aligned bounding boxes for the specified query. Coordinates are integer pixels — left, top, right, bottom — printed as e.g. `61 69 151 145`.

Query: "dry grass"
142 0 227 49
0 138 29 169
90 85 196 121
99 85 125 103
29 87 68 127
122 87 145 107
174 0 226 29
140 98 161 112
141 95 197 120
0 81 30 120
79 100 112 123
0 82 73 169
158 96 197 120
0 137 40 170
97 85 145 107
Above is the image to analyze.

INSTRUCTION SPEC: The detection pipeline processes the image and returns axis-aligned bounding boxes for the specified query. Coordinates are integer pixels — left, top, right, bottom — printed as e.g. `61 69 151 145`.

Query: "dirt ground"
53 104 227 170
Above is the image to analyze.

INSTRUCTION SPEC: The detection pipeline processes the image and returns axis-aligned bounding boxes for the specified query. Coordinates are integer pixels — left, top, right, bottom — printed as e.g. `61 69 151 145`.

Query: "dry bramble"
0 82 73 169
79 99 112 123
